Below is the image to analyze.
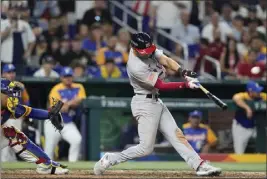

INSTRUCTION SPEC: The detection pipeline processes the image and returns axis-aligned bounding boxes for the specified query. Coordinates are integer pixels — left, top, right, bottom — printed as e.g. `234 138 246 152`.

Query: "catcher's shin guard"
2 126 54 165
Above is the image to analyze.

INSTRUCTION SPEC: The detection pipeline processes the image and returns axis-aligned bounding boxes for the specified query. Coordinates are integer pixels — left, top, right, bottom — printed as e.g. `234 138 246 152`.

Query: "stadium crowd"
1 0 266 80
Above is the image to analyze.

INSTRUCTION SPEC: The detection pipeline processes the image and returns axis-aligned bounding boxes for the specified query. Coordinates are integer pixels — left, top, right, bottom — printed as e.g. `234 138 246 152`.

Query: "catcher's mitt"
49 98 64 131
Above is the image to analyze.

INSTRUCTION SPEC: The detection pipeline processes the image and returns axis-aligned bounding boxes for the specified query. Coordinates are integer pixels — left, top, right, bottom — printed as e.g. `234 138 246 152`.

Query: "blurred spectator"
33 55 59 78
232 81 266 154
1 1 10 18
43 16 64 49
78 23 89 40
195 31 225 77
1 4 36 75
1 1 28 18
75 1 94 21
81 0 112 28
12 0 42 41
183 110 218 153
257 16 267 35
231 15 245 41
150 1 188 49
220 3 233 25
201 1 216 26
248 36 267 65
194 38 210 73
82 23 107 58
237 49 266 80
230 0 248 18
256 0 267 20
188 0 202 27
250 36 266 55
46 67 85 162
49 37 60 62
103 22 114 42
202 12 233 43
35 35 48 64
96 36 127 66
92 58 123 79
171 43 184 62
33 0 60 20
59 14 72 38
220 38 240 79
171 10 200 46
57 1 75 16
247 19 266 40
57 35 71 67
208 30 225 60
65 35 94 66
28 19 43 41
14 1 30 21
71 60 86 78
115 28 131 53
244 6 262 26
237 31 251 58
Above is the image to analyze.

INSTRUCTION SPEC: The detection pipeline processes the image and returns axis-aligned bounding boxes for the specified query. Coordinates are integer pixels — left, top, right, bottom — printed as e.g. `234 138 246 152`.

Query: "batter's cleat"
36 163 69 175
196 161 222 176
94 153 113 175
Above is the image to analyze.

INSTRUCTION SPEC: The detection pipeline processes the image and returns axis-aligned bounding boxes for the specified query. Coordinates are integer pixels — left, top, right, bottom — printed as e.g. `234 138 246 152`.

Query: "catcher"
1 78 69 175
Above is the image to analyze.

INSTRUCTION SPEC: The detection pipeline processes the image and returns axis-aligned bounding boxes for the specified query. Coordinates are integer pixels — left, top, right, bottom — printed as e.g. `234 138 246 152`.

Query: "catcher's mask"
131 32 156 58
1 80 23 98
9 85 23 98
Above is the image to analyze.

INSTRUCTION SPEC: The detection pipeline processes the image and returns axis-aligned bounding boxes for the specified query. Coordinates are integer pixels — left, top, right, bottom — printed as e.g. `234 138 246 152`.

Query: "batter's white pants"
109 96 203 170
232 119 256 154
1 118 22 162
44 121 82 162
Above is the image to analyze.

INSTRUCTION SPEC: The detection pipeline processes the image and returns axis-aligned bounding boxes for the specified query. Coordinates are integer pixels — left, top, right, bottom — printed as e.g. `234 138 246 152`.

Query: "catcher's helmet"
131 32 156 55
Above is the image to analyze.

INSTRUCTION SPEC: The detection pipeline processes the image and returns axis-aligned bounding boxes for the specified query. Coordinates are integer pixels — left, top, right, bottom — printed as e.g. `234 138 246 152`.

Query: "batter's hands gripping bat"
198 84 228 110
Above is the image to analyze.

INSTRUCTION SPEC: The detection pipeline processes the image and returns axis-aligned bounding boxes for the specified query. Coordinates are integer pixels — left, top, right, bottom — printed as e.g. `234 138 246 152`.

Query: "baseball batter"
94 32 221 176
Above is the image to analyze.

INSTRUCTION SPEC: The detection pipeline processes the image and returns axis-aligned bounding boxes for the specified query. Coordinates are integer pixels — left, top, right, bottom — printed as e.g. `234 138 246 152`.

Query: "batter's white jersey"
101 49 204 172
126 48 166 94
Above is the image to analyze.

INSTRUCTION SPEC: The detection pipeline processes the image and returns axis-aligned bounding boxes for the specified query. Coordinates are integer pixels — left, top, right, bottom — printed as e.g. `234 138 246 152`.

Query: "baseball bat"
198 84 228 110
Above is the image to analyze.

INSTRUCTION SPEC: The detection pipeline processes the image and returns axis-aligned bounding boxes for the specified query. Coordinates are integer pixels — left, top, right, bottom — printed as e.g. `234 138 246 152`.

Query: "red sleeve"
154 78 189 91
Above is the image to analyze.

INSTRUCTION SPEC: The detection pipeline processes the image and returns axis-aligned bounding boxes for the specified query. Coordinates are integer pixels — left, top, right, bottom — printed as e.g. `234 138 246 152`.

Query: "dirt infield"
2 169 266 179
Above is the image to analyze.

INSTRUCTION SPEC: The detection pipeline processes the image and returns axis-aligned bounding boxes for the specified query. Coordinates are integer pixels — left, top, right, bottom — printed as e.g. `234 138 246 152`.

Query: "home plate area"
2 170 265 179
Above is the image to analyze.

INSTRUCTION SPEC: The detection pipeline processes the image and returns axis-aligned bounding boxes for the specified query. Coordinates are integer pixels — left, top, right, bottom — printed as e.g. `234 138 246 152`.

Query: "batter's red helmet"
131 32 156 55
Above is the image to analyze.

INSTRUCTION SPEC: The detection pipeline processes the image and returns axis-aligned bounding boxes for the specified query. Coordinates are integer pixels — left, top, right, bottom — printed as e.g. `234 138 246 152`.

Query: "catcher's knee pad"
2 126 52 165
2 126 28 147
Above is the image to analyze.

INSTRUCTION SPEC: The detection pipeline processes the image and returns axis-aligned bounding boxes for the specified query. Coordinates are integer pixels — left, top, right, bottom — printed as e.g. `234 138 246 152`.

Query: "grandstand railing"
110 1 143 32
200 55 222 80
156 29 188 66
109 1 188 68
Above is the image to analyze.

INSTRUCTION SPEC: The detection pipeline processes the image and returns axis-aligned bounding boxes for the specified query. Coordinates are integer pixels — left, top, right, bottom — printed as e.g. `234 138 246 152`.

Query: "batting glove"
185 76 200 89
